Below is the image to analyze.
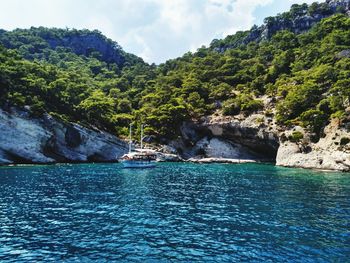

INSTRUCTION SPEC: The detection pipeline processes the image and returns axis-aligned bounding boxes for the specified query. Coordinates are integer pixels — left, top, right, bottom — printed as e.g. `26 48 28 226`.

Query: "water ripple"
0 163 349 262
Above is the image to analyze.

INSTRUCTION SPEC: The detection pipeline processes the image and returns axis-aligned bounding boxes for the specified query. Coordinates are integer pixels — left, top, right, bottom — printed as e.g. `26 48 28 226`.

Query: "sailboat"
120 124 157 168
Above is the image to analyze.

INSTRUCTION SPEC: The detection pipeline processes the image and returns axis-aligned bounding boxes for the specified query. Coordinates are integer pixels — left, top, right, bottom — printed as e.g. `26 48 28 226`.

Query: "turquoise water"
0 163 349 262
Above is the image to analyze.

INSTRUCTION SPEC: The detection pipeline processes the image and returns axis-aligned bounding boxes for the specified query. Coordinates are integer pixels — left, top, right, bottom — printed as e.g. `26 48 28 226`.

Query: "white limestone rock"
0 108 128 165
191 137 257 160
276 120 350 171
0 108 55 163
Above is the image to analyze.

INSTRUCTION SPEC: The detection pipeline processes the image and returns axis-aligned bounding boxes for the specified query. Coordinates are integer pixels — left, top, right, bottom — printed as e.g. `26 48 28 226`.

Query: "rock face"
276 119 350 171
167 113 279 162
165 111 350 171
193 137 255 159
0 28 128 67
156 152 183 162
2 107 350 171
45 31 125 66
0 108 128 165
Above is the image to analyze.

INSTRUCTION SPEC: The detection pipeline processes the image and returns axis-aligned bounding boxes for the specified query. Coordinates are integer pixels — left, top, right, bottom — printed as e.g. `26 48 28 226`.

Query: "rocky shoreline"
1 108 350 172
0 151 348 173
1 156 344 174
0 107 128 165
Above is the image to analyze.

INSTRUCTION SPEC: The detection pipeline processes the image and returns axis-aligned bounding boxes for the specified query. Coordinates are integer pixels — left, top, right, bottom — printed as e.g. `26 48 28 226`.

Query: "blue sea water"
0 163 349 262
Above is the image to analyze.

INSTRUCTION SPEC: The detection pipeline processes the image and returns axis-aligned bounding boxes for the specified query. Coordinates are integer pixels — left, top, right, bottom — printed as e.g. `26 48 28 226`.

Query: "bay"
0 163 349 262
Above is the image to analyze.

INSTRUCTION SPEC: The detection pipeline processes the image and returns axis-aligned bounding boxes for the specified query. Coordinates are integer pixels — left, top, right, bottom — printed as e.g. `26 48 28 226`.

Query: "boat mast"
129 124 132 153
140 124 144 150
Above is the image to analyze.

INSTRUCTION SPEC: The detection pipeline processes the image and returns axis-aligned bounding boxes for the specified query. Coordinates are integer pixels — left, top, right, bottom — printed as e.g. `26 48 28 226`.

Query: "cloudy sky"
0 0 316 64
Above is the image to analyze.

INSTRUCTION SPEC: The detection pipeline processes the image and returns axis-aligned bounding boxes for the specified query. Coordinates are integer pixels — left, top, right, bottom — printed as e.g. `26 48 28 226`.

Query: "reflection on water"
0 163 349 262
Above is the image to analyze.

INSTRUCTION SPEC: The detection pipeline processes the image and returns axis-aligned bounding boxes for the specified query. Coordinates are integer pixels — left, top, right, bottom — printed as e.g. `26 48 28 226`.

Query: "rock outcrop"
45 31 125 66
0 108 128 165
2 107 350 171
165 111 350 171
276 119 350 171
167 113 279 162
156 152 184 162
212 0 350 52
0 28 142 67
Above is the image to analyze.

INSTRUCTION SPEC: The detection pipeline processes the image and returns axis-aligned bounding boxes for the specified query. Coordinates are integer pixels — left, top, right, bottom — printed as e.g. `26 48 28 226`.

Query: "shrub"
241 99 264 112
265 109 274 117
222 98 240 115
276 82 321 124
288 131 304 142
255 117 265 124
331 110 345 120
222 93 263 116
299 109 327 134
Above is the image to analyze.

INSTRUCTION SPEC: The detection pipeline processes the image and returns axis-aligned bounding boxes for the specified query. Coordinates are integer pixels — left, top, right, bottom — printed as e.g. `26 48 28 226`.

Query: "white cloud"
118 0 274 63
0 0 306 64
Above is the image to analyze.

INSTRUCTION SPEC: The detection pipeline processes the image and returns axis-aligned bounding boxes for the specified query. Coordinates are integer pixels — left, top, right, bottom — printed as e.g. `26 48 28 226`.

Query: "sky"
0 0 317 64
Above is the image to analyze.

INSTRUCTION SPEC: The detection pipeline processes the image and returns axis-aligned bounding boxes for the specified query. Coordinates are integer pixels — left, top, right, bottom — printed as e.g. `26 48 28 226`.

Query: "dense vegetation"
0 3 349 142
0 28 156 135
210 1 345 50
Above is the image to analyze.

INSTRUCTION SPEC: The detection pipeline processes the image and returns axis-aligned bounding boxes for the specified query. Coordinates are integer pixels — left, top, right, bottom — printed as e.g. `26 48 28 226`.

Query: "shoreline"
1 158 348 173
186 157 274 164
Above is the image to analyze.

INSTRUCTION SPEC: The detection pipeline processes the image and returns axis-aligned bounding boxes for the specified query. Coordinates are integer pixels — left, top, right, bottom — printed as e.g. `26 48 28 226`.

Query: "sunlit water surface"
0 163 349 262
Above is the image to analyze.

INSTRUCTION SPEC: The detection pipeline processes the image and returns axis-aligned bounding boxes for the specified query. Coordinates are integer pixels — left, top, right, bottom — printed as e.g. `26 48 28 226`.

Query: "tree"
78 90 114 127
299 109 327 134
117 98 132 113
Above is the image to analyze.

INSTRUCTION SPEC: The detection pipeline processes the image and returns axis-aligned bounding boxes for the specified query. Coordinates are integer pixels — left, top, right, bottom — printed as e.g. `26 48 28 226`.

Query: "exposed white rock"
0 108 55 164
209 125 223 136
168 114 279 162
0 108 128 164
277 119 350 171
156 152 183 162
3 106 350 171
198 137 255 159
44 117 128 162
158 145 178 155
205 114 279 160
176 113 350 171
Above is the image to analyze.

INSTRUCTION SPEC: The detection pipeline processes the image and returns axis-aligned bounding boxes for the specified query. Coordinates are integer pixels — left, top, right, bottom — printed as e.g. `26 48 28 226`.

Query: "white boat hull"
121 160 156 168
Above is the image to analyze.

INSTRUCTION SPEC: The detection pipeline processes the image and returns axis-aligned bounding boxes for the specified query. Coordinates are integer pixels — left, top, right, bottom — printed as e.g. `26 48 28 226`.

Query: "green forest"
0 3 349 142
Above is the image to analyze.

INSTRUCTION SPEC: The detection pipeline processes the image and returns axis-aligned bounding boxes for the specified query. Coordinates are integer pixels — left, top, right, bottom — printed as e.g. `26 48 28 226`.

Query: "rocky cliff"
165 113 279 162
2 106 350 172
211 0 350 52
0 108 128 165
0 28 144 67
44 30 125 65
161 110 350 171
276 119 350 171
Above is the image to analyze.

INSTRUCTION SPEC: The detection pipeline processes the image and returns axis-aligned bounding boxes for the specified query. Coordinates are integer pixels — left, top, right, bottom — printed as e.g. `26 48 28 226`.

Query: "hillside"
211 0 350 51
1 0 350 169
0 27 156 135
0 27 145 67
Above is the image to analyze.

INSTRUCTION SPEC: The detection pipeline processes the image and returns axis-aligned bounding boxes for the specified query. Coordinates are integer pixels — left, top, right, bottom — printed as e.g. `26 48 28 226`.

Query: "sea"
0 162 349 262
